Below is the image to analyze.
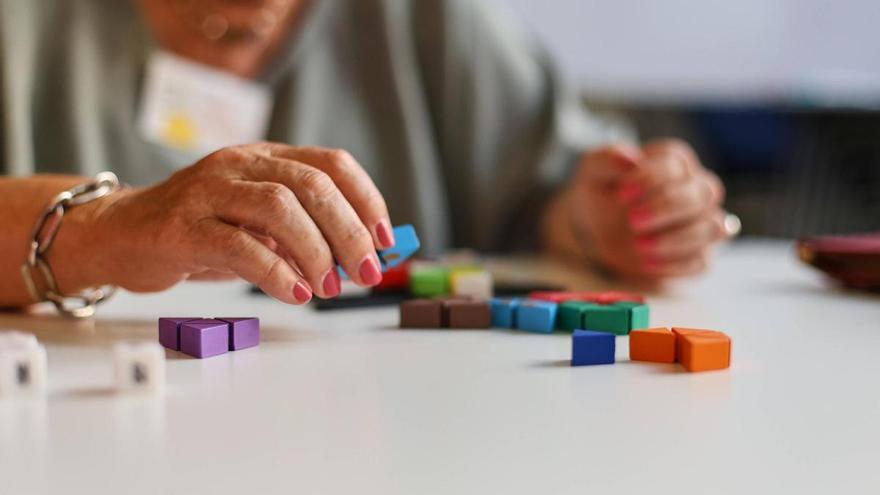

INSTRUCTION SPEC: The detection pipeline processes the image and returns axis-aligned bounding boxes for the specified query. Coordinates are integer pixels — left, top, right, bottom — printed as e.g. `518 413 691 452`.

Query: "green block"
583 305 630 335
410 267 450 297
556 301 598 331
614 302 650 331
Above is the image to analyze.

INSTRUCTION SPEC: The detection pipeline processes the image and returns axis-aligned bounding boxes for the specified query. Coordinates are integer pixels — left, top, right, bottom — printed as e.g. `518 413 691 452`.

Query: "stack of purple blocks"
158 317 260 358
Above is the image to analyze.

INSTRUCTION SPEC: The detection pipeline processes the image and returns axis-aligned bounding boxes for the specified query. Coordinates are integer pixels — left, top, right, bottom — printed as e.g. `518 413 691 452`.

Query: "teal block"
583 304 630 335
556 301 598 331
613 302 650 331
490 298 520 328
516 301 557 334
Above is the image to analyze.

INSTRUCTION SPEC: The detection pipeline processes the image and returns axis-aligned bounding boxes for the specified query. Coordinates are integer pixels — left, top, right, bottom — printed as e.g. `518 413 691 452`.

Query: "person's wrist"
47 187 136 294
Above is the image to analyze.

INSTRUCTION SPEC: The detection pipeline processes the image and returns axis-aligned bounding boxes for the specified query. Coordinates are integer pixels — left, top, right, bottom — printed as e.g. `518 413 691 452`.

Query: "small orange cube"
672 327 731 372
629 327 676 363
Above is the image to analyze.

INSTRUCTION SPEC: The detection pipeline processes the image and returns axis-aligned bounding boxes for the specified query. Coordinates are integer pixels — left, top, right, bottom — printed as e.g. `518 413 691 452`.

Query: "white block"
113 342 165 394
451 270 494 299
0 330 38 349
0 339 47 397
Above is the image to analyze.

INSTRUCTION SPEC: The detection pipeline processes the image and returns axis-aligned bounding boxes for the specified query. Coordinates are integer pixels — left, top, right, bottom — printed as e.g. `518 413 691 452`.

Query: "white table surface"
2 240 879 495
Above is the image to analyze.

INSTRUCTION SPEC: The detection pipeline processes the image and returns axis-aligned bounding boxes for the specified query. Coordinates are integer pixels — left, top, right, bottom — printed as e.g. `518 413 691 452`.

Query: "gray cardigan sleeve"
410 0 633 251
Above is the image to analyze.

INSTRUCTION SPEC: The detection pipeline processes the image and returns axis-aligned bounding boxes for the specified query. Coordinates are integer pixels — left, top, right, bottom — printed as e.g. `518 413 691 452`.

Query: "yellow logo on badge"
161 112 199 150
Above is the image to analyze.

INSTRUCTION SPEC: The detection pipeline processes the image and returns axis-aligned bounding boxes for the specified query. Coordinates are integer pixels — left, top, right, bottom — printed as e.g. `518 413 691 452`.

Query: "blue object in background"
490 298 521 328
516 301 557 333
339 224 421 279
571 329 616 366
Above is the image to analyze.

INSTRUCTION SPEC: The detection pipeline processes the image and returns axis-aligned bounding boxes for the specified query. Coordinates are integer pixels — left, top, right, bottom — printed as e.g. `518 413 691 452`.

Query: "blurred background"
501 0 880 238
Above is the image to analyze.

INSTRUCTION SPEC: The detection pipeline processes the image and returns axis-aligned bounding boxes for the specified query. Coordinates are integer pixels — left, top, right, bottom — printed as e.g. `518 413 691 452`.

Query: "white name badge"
138 51 273 156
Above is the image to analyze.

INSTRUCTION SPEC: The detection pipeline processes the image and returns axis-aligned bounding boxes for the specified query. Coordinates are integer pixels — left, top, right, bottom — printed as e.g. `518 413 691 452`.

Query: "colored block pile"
400 290 648 335
159 317 260 359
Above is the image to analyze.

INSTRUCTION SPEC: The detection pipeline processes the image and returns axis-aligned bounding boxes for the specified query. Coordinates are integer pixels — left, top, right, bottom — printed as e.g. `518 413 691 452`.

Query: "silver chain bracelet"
20 172 122 318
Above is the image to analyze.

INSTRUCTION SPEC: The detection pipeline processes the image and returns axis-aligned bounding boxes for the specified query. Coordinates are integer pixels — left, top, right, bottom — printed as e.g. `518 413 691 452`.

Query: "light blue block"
516 301 557 334
339 224 421 280
490 298 521 328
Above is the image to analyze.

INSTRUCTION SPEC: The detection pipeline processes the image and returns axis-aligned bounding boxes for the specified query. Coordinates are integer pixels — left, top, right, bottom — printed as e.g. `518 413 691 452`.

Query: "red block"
375 262 411 292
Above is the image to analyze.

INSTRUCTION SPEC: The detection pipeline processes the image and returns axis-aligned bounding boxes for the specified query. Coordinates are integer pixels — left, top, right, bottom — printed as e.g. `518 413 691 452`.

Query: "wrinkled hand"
85 143 394 304
566 139 728 279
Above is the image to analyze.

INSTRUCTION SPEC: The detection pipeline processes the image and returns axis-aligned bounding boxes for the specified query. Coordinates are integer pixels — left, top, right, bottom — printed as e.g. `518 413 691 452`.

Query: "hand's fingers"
187 269 238 281
643 248 711 278
578 143 643 188
243 155 383 288
193 219 312 304
263 144 395 249
210 180 340 298
621 139 699 197
627 173 721 233
635 213 724 262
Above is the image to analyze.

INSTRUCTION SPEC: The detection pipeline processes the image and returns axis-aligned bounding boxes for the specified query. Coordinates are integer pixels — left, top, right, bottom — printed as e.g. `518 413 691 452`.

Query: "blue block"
339 224 421 279
516 301 557 333
490 298 521 328
571 329 616 366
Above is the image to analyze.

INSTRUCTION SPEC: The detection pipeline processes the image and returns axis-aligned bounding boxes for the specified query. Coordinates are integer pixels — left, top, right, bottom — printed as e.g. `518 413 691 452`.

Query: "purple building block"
217 317 260 351
158 317 198 350
179 319 229 358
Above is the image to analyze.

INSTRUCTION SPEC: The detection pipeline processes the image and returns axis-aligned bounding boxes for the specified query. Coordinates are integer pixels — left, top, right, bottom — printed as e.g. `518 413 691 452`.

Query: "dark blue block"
516 301 557 334
490 298 520 328
571 329 616 366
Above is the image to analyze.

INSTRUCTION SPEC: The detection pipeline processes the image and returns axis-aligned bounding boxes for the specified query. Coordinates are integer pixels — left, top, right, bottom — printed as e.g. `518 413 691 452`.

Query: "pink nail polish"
376 220 395 249
618 182 642 203
629 208 652 230
635 236 656 252
358 256 383 286
322 269 341 297
293 281 312 303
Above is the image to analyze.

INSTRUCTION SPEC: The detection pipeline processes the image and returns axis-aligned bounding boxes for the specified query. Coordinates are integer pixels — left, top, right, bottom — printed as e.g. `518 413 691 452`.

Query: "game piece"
374 262 411 292
399 299 444 328
409 265 450 297
489 298 520 328
179 319 230 358
339 224 421 279
556 301 597 331
583 304 630 335
217 317 260 351
0 335 47 396
158 317 198 350
527 291 577 304
672 327 731 372
629 327 676 363
113 341 165 393
589 291 646 304
450 269 493 299
516 300 558 333
571 329 616 366
613 301 650 331
445 300 491 328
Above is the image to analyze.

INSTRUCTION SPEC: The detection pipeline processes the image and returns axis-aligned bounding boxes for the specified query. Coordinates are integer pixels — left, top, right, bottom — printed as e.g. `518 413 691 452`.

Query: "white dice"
450 269 494 300
0 331 47 396
113 342 165 393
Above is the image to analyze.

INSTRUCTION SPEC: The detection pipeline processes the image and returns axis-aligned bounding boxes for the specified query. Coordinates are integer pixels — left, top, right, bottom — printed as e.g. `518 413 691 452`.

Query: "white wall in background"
498 0 880 105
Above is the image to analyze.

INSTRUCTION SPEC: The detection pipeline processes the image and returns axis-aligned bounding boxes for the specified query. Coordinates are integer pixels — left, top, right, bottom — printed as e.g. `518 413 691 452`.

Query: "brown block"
445 300 491 328
399 299 443 328
672 327 731 372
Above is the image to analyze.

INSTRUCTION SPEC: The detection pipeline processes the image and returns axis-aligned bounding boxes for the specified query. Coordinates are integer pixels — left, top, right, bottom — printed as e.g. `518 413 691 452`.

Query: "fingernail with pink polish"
629 208 652 230
322 269 341 297
293 281 312 303
376 219 395 249
618 182 642 203
635 236 655 252
359 255 383 286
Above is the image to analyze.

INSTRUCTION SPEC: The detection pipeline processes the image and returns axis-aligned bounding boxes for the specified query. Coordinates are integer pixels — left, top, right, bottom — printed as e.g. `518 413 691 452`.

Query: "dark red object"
374 262 411 292
797 233 880 291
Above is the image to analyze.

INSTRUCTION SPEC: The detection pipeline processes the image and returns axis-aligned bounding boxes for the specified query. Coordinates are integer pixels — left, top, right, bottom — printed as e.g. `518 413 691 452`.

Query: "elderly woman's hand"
85 143 394 304
546 139 729 280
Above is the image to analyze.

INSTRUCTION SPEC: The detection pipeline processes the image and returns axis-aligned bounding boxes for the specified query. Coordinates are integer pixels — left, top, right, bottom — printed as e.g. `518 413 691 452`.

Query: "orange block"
672 327 731 372
629 327 676 363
